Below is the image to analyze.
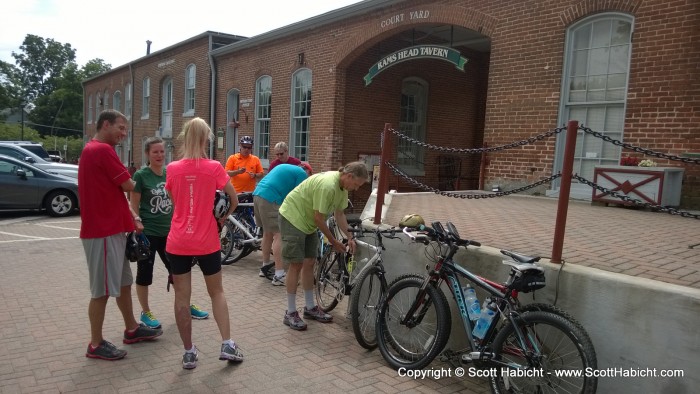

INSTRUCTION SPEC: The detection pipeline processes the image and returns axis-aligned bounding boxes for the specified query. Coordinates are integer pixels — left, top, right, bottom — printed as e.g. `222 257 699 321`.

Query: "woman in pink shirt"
165 117 242 369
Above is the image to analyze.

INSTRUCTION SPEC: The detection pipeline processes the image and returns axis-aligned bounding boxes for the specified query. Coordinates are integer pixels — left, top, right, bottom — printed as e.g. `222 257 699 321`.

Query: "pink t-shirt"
165 158 229 256
79 139 134 238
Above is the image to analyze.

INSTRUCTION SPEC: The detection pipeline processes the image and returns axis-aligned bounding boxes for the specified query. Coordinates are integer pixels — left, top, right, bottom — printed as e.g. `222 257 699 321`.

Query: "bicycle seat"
347 216 362 226
237 192 253 203
500 250 540 264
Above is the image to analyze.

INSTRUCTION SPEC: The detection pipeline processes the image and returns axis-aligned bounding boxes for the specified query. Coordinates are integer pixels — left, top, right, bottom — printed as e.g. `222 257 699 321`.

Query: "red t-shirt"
79 140 134 238
165 158 230 255
268 156 302 172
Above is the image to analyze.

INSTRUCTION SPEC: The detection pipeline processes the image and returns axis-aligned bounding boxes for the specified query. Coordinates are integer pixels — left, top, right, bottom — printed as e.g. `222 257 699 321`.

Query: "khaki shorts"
279 214 319 263
253 195 280 233
82 233 133 298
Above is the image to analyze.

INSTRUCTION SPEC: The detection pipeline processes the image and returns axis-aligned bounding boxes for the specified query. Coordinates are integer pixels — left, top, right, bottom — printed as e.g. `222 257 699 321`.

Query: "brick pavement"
383 193 700 289
0 215 489 394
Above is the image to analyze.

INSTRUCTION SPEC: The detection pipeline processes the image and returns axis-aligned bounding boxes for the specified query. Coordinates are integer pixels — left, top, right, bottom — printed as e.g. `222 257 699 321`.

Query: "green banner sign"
364 45 468 86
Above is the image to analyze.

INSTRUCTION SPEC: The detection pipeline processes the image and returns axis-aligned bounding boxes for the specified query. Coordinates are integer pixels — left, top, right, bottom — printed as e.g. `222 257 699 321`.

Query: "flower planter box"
592 165 684 207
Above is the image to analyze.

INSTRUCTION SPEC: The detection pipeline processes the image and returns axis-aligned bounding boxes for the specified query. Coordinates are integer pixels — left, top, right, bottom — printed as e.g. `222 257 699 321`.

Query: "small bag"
126 232 151 262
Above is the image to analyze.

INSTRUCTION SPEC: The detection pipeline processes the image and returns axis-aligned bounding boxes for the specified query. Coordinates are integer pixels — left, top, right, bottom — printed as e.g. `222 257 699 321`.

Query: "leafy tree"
82 59 112 79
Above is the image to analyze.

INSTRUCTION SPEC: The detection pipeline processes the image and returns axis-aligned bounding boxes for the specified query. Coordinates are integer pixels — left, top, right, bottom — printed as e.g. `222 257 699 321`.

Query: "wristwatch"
134 216 142 222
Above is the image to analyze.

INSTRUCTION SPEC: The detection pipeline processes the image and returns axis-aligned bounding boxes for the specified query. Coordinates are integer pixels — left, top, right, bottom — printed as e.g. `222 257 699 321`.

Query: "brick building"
83 0 700 208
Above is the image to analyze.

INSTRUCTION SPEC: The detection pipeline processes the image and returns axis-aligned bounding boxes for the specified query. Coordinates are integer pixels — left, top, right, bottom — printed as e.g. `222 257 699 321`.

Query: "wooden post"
551 120 578 264
374 123 392 224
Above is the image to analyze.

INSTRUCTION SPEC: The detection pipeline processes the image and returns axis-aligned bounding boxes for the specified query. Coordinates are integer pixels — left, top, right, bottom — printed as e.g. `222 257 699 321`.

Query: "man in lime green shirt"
278 161 368 330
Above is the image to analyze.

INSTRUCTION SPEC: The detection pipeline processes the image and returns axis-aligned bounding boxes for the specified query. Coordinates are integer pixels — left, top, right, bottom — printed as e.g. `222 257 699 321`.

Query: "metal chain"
579 126 700 165
385 161 562 198
388 127 566 155
574 175 700 219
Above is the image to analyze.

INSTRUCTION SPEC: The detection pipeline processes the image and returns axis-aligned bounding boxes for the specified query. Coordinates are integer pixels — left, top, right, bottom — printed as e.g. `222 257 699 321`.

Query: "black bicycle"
376 221 597 394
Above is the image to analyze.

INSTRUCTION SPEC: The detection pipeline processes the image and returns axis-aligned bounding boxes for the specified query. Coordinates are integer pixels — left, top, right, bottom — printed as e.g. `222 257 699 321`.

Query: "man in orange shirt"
225 136 264 192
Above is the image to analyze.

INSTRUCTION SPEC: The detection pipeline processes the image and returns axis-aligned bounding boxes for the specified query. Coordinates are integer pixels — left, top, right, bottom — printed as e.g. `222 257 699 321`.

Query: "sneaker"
283 310 307 331
182 346 198 369
86 340 127 360
303 306 333 323
190 304 209 320
219 341 244 362
140 311 161 329
258 262 274 278
271 273 286 286
123 323 163 344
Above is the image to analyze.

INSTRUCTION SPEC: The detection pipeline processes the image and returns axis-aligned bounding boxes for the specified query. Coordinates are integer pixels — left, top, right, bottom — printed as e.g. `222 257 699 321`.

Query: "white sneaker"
271 274 286 286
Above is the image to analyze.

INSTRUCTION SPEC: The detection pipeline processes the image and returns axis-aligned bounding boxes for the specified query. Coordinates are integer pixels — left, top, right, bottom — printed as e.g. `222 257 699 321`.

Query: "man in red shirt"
268 141 301 172
79 109 162 361
225 136 264 193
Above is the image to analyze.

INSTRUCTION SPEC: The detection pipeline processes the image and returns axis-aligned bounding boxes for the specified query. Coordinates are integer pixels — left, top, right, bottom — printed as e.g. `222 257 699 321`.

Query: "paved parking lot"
0 214 489 393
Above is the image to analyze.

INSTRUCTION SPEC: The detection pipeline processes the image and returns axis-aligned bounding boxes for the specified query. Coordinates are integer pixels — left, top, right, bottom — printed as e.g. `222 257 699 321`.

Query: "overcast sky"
1 0 363 69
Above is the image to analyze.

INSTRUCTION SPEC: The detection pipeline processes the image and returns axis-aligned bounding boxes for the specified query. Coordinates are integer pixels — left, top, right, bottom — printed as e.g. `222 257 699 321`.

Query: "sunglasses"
241 145 253 149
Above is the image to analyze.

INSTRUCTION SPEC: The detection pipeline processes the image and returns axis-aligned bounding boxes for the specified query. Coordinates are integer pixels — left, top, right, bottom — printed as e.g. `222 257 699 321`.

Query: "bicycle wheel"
519 303 589 335
376 276 451 370
219 220 235 262
314 248 345 312
489 311 598 394
222 216 253 265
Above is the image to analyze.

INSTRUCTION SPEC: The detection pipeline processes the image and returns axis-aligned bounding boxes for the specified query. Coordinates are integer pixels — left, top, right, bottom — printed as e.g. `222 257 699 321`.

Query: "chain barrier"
574 175 700 219
385 161 562 199
388 127 566 155
579 126 700 165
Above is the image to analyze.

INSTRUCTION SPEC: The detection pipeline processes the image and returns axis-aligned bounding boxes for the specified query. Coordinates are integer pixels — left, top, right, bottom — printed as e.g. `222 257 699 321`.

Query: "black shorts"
166 251 221 276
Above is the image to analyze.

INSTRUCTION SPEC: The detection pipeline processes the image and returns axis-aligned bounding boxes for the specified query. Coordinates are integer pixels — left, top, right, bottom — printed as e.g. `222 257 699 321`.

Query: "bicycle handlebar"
401 224 481 248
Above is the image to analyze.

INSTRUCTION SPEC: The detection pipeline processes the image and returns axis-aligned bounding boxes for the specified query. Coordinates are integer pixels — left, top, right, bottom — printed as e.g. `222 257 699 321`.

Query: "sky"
0 0 364 69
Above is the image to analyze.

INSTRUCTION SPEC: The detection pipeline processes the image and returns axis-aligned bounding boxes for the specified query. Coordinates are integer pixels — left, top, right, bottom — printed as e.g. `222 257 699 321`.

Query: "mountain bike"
376 221 597 393
314 223 421 350
220 192 262 264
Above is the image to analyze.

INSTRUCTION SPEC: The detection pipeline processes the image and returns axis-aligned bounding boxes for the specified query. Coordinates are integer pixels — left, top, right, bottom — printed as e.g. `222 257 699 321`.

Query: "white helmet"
213 190 230 219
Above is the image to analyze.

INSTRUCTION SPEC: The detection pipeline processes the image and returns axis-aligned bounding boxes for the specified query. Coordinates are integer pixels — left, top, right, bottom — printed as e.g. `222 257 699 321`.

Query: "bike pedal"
461 354 473 364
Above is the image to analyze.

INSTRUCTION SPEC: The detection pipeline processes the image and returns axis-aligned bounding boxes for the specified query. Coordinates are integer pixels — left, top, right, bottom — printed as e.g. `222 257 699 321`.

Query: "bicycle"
219 192 263 264
314 222 421 349
376 221 597 393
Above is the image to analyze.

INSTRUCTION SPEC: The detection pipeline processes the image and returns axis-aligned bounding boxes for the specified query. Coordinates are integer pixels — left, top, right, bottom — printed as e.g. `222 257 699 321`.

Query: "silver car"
0 154 79 217
0 143 78 178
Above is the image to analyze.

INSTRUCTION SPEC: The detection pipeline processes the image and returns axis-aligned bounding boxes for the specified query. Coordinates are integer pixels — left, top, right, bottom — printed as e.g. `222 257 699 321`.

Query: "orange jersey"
224 153 263 192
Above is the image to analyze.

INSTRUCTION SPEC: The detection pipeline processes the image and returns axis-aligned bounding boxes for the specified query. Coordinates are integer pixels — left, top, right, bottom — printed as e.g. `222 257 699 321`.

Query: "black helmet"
125 232 151 262
213 190 231 219
240 135 253 145
399 214 425 228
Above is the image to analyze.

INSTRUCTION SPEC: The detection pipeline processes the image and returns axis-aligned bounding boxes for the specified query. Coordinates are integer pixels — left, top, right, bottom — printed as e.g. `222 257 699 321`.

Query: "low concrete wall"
352 228 700 393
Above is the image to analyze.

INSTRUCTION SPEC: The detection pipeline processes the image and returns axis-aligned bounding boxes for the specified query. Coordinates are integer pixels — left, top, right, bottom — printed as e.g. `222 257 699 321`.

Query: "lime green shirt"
133 167 173 236
279 171 349 234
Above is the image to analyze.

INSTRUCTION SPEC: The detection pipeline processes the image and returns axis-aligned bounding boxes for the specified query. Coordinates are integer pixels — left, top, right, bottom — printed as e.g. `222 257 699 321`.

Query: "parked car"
46 150 64 162
0 154 79 217
0 142 78 178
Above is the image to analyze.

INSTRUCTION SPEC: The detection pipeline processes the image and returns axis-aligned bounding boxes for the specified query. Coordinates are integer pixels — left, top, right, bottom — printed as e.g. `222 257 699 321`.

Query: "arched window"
557 13 633 181
161 77 173 138
113 91 121 112
398 77 428 174
184 64 196 115
255 75 272 158
290 69 312 161
103 89 109 110
125 83 132 118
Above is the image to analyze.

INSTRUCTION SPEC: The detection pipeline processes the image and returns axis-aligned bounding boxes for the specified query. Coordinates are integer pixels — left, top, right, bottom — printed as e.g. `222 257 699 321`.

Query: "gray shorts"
253 195 280 233
82 233 133 298
279 214 319 263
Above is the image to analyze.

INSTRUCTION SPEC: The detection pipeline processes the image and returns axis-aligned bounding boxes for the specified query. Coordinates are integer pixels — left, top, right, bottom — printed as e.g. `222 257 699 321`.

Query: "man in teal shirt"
278 161 368 330
252 162 313 284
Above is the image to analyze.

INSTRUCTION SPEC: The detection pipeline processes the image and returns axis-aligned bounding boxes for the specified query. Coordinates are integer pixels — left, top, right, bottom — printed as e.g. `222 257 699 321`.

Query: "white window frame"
555 13 633 193
161 77 173 138
142 77 150 119
87 94 93 123
184 64 196 116
113 91 121 112
290 69 312 161
397 77 428 176
125 83 132 118
255 75 272 159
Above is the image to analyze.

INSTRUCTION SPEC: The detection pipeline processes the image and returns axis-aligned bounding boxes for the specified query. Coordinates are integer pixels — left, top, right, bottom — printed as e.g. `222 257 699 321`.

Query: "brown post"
374 123 393 224
551 120 578 264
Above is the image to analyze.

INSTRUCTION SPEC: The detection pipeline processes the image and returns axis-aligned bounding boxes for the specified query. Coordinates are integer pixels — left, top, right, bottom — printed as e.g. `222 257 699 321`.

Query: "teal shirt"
133 167 173 236
279 171 348 234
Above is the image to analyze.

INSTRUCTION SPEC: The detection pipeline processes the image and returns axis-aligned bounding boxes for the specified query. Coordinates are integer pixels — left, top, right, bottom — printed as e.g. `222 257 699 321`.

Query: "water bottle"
472 298 496 340
347 255 356 273
463 284 480 321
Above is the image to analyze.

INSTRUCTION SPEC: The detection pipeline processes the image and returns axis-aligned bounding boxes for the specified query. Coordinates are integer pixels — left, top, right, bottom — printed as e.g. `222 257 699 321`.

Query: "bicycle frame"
226 202 261 246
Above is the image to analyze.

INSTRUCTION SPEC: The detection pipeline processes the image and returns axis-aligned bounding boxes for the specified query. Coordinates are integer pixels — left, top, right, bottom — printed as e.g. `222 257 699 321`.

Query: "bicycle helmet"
125 232 151 262
399 214 425 228
240 135 253 145
213 190 231 219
